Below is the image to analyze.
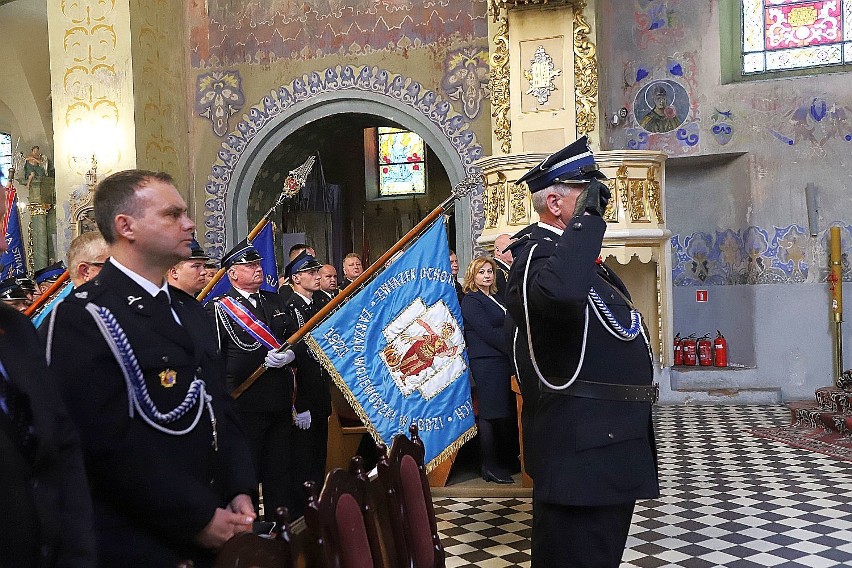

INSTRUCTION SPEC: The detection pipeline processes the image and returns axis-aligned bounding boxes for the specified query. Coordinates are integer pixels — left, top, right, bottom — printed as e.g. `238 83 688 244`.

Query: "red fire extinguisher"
714 330 728 367
682 334 697 366
698 334 713 366
673 333 683 366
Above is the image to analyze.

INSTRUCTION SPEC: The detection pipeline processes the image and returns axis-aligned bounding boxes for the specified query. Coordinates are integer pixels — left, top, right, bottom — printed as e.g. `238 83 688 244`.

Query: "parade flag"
1 184 27 280
32 280 74 328
306 218 476 471
201 222 278 304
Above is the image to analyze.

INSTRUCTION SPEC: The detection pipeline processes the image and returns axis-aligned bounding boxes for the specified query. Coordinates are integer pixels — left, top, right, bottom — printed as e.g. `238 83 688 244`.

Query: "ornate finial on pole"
281 155 316 199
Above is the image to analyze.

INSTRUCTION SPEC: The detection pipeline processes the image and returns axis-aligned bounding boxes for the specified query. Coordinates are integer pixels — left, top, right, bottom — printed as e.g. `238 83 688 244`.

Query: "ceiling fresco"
190 0 488 68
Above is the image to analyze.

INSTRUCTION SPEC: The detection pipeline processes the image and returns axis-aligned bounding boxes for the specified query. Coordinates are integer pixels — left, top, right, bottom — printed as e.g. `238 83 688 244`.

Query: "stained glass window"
0 133 11 185
377 127 426 197
742 0 852 74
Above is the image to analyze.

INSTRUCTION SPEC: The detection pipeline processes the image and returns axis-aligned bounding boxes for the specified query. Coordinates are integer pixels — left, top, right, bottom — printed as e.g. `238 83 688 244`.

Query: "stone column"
46 0 190 252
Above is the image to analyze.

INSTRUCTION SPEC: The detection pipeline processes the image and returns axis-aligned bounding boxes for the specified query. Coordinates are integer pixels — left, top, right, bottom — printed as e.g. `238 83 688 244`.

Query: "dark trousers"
291 415 329 517
532 500 635 568
238 411 294 519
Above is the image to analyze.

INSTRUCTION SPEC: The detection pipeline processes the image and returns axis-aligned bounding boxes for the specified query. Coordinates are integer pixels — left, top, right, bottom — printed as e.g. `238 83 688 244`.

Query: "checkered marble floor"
434 404 852 567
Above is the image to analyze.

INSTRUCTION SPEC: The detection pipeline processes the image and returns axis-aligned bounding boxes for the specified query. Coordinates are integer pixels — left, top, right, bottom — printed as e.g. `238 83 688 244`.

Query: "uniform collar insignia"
127 295 142 306
74 291 88 299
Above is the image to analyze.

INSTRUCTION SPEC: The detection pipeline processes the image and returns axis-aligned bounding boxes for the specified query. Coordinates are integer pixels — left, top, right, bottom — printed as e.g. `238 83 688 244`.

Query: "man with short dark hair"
43 169 257 567
506 137 659 568
492 233 513 301
315 263 339 308
449 250 464 304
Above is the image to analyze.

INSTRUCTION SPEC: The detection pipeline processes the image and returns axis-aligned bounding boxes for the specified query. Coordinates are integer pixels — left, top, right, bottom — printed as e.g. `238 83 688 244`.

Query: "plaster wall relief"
189 0 488 67
202 65 484 259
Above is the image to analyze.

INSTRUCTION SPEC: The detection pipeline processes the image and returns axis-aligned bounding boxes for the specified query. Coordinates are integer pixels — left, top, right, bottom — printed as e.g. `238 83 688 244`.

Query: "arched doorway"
202 65 485 266
245 111 455 272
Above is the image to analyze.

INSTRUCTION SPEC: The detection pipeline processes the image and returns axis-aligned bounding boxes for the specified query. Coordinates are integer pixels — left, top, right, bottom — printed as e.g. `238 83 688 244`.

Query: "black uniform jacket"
207 287 294 414
506 216 659 507
461 290 509 359
494 258 510 302
42 262 256 567
0 303 96 568
284 294 332 418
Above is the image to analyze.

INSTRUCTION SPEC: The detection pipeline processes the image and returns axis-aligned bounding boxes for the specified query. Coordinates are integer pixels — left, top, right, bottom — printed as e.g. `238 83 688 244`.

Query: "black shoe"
481 467 514 484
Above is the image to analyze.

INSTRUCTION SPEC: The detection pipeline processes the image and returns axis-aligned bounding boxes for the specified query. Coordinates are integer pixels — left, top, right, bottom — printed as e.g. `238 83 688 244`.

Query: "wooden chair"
214 506 294 568
303 456 385 568
376 425 445 568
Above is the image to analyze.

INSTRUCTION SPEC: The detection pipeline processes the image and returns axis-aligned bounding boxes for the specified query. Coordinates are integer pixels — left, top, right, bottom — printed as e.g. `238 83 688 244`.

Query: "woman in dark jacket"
461 256 515 484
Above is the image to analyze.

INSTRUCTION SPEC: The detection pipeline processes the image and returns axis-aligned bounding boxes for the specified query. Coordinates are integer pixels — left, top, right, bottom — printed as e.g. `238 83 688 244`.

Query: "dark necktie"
0 362 37 463
250 293 262 307
155 291 182 326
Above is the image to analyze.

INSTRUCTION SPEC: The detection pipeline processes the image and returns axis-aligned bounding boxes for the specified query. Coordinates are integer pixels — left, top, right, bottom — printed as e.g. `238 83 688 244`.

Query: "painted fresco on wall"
633 0 686 48
623 53 700 154
672 223 852 286
757 96 852 155
710 109 735 146
196 70 246 137
634 80 688 133
441 46 490 120
190 0 488 67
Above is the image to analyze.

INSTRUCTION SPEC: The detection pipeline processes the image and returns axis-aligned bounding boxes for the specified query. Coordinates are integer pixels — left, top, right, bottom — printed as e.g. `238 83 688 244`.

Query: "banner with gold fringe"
306 218 476 471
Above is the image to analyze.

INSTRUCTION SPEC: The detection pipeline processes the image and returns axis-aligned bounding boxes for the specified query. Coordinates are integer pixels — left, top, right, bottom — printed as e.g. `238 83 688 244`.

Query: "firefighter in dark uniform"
207 240 298 520
282 250 332 515
42 169 257 567
506 137 660 568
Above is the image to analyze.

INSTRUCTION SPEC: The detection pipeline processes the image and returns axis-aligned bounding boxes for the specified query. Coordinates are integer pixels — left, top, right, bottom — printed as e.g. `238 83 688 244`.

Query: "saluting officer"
43 169 257 567
282 250 332 514
506 137 659 568
206 241 297 520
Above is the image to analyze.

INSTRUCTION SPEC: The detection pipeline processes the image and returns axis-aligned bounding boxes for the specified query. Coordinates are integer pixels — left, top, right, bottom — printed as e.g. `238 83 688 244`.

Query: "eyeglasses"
86 261 105 267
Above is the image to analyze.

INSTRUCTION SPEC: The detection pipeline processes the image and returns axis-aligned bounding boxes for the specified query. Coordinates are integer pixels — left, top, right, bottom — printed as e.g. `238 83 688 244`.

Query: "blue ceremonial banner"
1 185 27 280
201 222 278 304
306 218 476 471
253 222 279 293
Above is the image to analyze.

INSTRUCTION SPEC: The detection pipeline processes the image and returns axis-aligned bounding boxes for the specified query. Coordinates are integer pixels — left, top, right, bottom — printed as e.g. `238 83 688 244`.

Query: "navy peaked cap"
221 239 262 269
516 135 607 193
34 261 66 284
284 250 322 279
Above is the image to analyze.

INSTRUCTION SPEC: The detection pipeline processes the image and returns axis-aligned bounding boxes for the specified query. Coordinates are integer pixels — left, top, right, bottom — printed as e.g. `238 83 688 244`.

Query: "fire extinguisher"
697 334 713 366
714 330 728 367
682 334 698 366
673 333 683 366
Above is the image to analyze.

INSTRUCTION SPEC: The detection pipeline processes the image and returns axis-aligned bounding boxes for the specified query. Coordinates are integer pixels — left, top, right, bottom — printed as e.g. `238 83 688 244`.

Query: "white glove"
264 348 295 368
294 410 312 430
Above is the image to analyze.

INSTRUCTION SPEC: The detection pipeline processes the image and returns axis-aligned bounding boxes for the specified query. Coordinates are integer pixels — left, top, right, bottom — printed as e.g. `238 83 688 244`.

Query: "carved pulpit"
478 0 674 366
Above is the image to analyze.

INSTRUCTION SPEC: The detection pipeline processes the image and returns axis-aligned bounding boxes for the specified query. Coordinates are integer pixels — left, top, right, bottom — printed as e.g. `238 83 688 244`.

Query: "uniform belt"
542 379 659 403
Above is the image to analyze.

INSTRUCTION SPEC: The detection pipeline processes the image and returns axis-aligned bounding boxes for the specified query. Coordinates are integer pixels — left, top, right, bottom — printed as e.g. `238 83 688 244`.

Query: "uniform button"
608 433 614 439
572 222 583 230
197 367 203 374
31 480 39 489
162 356 169 363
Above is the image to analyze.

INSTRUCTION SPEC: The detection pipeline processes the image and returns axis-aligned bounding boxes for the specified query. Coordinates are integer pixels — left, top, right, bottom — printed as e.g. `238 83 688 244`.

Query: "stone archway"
203 64 485 261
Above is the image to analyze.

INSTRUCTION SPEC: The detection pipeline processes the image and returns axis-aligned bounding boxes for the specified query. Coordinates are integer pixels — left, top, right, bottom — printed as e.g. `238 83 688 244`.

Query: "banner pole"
230 174 481 399
196 156 316 301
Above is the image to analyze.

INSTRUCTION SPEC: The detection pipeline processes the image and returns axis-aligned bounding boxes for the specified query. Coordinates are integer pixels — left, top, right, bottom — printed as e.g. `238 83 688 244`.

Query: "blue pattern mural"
672 224 851 286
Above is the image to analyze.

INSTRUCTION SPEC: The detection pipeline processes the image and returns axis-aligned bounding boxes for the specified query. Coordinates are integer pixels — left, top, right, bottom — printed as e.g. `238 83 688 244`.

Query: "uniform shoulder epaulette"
64 278 108 304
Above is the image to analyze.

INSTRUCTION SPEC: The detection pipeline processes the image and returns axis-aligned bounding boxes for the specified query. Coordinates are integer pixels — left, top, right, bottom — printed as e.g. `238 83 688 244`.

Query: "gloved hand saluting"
572 179 612 218
264 348 295 368
294 410 312 430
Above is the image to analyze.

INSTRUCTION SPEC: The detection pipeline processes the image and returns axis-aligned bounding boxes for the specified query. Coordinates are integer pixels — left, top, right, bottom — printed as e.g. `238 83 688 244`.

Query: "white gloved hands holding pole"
264 348 295 368
294 410 312 430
